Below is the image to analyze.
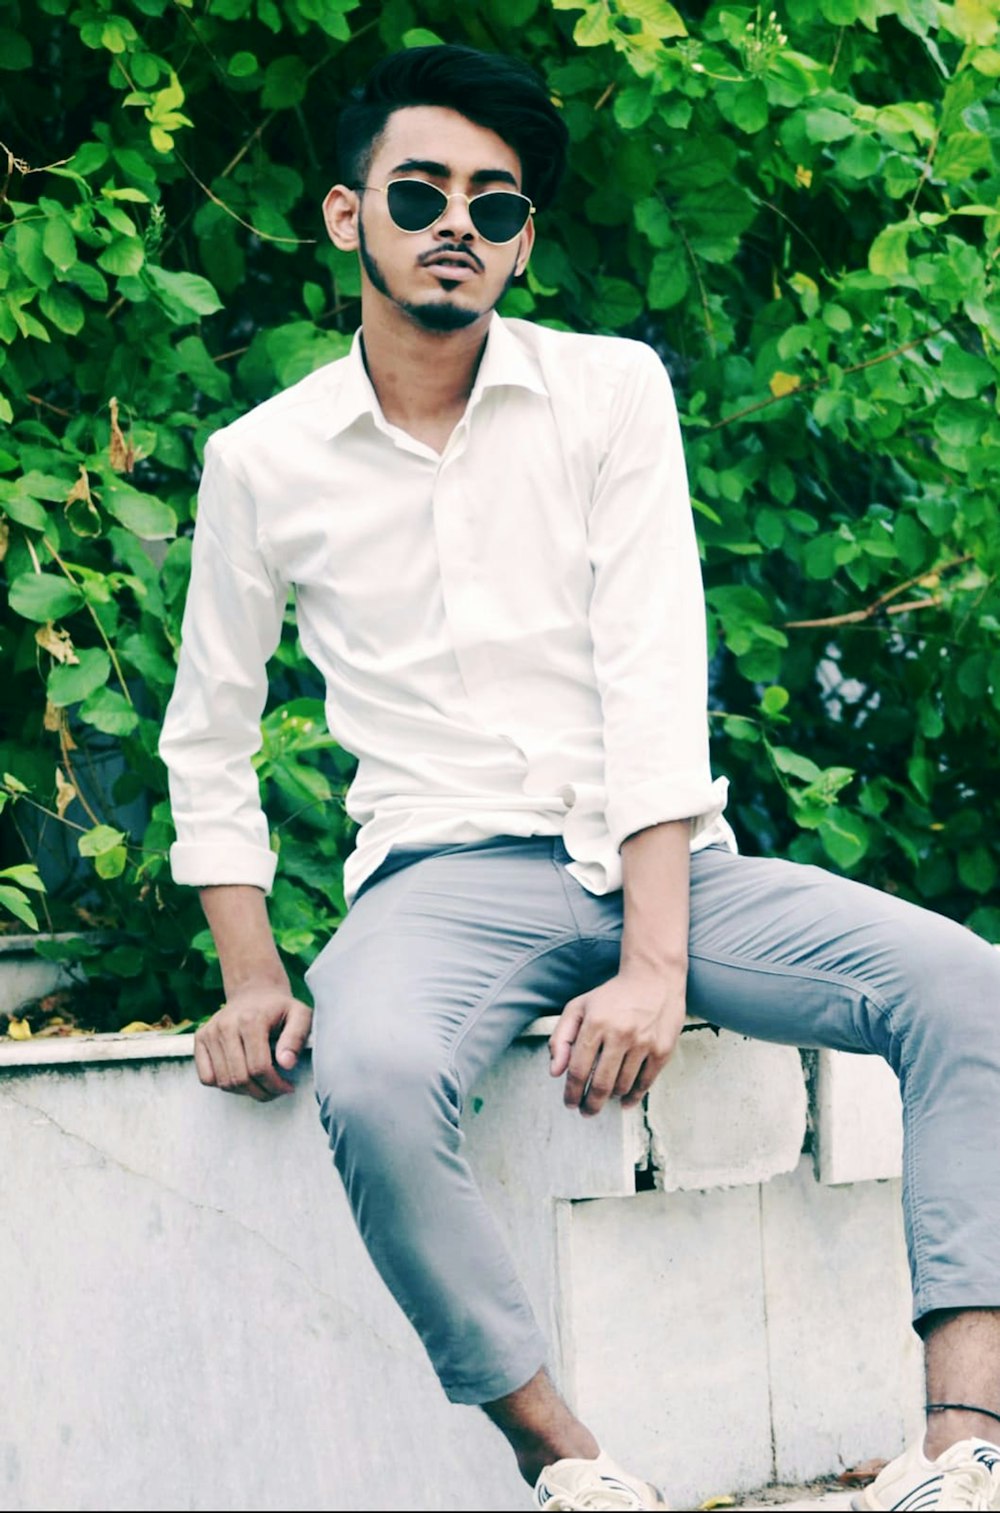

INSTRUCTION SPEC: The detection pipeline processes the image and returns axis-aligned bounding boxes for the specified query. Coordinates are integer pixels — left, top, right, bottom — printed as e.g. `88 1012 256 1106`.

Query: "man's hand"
548 964 687 1117
193 984 313 1102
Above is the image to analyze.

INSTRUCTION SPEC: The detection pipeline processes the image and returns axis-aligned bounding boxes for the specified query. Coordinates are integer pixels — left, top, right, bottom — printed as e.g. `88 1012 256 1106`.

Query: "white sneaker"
851 1436 1000 1510
533 1450 668 1511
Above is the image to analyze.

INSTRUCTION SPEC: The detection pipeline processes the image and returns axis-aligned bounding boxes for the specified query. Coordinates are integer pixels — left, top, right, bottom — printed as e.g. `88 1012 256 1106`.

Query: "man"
159 44 1000 1513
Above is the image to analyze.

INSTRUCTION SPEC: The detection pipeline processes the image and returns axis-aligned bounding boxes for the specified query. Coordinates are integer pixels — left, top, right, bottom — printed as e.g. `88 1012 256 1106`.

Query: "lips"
421 251 481 274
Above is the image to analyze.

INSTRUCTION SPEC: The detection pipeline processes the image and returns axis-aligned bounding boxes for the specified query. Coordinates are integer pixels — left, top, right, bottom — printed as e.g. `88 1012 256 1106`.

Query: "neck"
359 289 492 437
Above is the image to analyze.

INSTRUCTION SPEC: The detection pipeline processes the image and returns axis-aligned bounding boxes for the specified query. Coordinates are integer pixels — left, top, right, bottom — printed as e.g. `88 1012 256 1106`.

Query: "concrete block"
559 1184 774 1508
0 933 73 1015
814 1050 903 1185
646 1027 807 1191
762 1157 923 1484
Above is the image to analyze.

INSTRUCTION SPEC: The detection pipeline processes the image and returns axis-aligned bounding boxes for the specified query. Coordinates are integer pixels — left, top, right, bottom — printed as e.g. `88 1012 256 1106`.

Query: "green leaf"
958 844 998 894
78 823 127 858
94 846 128 880
145 265 223 321
648 251 689 310
97 238 146 277
0 29 32 70
818 810 870 869
804 108 858 143
78 687 140 736
771 746 824 784
102 482 177 540
39 285 85 335
938 344 994 398
8 573 84 623
0 864 45 893
401 27 445 45
261 55 309 108
42 214 77 272
591 277 643 328
868 223 911 278
0 488 48 531
0 885 39 930
47 648 112 707
228 50 259 76
935 130 993 183
761 685 790 716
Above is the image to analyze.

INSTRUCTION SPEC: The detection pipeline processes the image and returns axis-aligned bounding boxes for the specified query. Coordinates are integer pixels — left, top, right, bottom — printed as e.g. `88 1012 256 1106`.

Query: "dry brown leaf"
43 700 64 732
36 623 78 664
838 1458 888 1487
108 396 135 473
55 766 78 819
0 519 9 563
64 464 101 537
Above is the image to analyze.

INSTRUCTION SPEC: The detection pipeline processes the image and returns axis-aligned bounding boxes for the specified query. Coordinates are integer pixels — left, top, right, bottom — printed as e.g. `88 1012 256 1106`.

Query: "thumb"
275 1000 312 1070
549 995 586 1078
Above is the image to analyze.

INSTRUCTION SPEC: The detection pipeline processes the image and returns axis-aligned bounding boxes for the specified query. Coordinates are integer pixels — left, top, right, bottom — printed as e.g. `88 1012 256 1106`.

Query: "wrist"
619 949 688 982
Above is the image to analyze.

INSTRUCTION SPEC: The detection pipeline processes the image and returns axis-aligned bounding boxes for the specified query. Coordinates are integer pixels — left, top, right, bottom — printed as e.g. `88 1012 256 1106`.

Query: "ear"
323 184 360 252
514 214 535 278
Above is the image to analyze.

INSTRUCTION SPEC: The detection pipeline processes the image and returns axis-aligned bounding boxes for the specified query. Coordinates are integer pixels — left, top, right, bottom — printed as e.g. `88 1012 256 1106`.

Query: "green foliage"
1 0 999 1029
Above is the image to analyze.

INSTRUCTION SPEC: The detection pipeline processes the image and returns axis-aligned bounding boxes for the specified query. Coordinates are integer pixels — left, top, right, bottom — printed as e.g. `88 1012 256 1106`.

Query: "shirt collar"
321 314 547 440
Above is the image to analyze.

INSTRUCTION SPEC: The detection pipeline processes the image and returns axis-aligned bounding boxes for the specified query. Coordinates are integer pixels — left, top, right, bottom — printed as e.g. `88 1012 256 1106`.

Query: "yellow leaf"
795 164 813 188
55 767 78 820
7 1018 33 1040
36 624 78 665
0 520 8 563
769 370 802 398
108 396 134 473
699 1499 737 1511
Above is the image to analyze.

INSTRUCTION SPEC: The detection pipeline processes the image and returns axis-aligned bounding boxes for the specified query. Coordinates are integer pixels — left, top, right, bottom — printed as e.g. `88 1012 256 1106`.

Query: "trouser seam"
445 932 582 1098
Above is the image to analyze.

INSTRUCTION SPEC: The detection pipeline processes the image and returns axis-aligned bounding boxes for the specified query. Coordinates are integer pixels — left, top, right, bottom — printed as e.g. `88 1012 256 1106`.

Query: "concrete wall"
0 1008 921 1513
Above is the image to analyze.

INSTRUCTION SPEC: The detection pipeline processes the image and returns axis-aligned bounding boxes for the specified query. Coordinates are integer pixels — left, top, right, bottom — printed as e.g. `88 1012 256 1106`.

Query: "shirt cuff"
608 774 729 853
168 841 278 894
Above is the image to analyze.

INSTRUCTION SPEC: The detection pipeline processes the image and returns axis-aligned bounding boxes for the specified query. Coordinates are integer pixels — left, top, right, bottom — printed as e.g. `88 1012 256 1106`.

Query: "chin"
402 297 485 333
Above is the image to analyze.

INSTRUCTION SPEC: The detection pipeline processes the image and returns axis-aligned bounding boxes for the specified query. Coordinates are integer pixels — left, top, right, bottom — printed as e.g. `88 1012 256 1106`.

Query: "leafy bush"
1 0 998 1030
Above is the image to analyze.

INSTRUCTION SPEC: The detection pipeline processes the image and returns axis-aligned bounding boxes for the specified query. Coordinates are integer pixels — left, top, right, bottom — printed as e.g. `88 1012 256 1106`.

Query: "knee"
313 1019 461 1155
893 917 1000 1049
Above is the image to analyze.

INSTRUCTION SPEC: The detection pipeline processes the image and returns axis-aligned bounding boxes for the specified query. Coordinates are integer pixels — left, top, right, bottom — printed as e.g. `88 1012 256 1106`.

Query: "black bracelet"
926 1402 1000 1428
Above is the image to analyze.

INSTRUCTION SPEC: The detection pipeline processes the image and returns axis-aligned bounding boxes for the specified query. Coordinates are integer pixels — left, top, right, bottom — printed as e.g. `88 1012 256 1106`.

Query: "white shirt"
159 314 735 909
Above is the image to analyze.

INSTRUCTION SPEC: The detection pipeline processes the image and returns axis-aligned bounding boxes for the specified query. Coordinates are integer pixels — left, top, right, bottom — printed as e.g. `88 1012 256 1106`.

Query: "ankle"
513 1425 600 1486
924 1407 1000 1459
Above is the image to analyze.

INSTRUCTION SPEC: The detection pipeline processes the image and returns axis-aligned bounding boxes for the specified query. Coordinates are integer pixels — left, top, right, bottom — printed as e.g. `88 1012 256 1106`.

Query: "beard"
357 218 517 333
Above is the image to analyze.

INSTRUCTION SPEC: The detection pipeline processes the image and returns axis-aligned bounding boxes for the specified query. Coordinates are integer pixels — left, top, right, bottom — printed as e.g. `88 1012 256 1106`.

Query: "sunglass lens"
386 179 447 231
470 192 531 243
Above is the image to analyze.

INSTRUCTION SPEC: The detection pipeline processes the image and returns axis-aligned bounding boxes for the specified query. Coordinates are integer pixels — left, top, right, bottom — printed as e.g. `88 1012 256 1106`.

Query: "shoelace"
929 1459 996 1509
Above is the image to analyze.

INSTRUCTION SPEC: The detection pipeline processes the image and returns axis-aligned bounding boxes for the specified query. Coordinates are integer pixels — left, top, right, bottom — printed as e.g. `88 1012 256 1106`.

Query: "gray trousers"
305 835 1000 1405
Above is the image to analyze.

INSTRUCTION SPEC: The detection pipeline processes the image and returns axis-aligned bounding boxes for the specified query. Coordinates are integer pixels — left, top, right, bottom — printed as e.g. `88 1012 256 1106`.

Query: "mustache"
418 244 485 271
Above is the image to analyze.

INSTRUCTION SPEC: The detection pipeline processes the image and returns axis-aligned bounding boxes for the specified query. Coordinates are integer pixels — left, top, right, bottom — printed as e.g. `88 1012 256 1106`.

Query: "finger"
622 1052 669 1108
193 1032 218 1087
581 1044 626 1118
241 1026 293 1099
549 998 586 1078
274 999 313 1072
564 1028 603 1110
209 1020 255 1095
613 1049 647 1100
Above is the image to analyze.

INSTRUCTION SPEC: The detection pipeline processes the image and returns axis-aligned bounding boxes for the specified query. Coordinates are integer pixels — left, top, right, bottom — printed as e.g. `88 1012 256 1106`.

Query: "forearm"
199 884 289 998
619 818 691 977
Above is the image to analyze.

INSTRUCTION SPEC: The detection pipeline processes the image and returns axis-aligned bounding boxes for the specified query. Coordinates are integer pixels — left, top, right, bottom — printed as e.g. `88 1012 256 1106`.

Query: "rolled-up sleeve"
587 344 721 852
159 436 288 892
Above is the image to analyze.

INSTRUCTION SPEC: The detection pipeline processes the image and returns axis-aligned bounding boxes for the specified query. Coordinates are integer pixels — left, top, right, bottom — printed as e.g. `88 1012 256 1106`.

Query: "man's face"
325 105 534 333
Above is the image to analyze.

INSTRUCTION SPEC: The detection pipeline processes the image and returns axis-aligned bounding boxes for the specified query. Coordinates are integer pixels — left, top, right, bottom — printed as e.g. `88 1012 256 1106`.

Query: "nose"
434 192 477 242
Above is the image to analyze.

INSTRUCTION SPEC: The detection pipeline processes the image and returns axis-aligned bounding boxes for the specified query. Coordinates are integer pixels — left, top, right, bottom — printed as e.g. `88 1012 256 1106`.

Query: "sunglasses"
360 177 535 245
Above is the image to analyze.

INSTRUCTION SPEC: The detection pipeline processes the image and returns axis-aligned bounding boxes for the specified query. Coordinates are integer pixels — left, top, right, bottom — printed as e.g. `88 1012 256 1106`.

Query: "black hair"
337 45 568 211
